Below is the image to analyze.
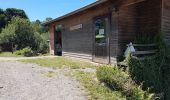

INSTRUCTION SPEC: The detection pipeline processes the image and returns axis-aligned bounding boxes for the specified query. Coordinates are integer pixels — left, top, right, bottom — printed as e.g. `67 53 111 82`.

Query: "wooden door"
93 17 110 64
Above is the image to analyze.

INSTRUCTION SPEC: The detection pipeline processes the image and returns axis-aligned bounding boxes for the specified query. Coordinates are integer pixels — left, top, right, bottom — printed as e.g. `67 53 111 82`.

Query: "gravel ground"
0 61 87 100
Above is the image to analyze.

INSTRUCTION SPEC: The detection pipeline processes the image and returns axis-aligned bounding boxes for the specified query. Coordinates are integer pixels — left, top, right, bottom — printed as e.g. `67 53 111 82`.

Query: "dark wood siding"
162 0 170 45
118 4 137 56
48 0 162 64
137 0 161 35
62 21 93 55
117 0 161 56
51 2 113 60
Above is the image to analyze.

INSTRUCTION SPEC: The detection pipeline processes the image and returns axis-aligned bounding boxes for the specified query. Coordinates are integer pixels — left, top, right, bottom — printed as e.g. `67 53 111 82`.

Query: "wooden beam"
125 0 146 6
132 50 157 55
132 43 157 47
118 0 147 8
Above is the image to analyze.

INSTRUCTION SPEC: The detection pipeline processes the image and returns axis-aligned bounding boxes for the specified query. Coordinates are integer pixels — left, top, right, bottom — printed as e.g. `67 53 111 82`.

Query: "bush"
96 66 156 100
124 32 170 99
14 47 33 57
39 33 49 54
125 55 163 93
0 17 49 53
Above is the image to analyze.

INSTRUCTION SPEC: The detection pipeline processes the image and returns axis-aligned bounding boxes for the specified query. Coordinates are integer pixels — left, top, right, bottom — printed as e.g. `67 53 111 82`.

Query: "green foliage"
125 55 163 93
39 33 49 53
31 19 49 53
31 20 48 34
0 8 6 32
14 47 33 57
96 66 156 100
125 32 170 99
5 8 28 19
0 21 16 43
45 17 53 22
74 71 126 100
0 52 23 57
0 17 34 48
0 8 49 53
0 8 28 32
20 57 126 100
0 17 49 53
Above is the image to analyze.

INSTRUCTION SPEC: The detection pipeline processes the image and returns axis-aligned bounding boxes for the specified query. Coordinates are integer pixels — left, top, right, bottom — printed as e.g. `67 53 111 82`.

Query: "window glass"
95 19 106 43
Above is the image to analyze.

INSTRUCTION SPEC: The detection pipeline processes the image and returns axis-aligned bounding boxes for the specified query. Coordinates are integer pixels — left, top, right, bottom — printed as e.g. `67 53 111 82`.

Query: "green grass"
19 57 130 100
72 71 126 100
0 52 23 57
38 53 50 56
20 57 96 69
44 71 57 77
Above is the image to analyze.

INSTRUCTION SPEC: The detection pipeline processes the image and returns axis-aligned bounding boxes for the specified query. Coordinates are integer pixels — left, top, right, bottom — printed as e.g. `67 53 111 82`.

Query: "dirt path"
0 61 87 100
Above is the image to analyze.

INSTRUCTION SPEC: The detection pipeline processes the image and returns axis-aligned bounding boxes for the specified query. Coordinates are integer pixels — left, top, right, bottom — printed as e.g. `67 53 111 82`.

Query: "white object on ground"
124 42 136 57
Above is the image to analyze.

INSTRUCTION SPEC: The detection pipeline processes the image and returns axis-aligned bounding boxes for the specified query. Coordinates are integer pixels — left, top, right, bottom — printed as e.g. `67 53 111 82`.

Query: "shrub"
96 66 156 100
0 17 49 53
39 33 49 54
125 55 163 92
14 47 33 57
124 32 170 99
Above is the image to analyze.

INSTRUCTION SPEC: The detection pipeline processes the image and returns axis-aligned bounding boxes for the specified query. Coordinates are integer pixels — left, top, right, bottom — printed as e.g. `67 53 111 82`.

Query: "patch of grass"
38 53 50 56
96 66 156 100
0 52 23 57
20 57 96 69
44 71 56 77
72 71 126 100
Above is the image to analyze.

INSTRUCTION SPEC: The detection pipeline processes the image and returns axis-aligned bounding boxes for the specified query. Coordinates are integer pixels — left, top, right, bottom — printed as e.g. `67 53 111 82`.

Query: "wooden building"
43 0 170 64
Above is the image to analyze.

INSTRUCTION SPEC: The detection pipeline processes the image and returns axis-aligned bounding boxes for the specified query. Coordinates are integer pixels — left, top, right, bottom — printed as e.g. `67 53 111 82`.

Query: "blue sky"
0 0 96 21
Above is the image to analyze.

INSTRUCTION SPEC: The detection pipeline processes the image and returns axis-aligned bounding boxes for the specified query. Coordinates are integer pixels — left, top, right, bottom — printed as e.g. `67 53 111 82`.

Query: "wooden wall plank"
162 0 170 45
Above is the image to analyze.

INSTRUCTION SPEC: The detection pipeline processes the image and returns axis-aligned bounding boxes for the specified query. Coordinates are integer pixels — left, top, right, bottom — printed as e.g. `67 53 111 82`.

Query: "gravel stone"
0 61 87 100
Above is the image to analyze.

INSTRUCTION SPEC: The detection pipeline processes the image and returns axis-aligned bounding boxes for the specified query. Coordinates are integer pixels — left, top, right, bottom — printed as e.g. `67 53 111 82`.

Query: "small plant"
14 47 33 57
74 71 126 100
45 71 56 77
96 66 156 100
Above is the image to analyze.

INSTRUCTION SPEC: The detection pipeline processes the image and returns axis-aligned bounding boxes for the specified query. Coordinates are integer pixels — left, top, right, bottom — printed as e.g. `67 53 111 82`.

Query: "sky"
0 0 97 21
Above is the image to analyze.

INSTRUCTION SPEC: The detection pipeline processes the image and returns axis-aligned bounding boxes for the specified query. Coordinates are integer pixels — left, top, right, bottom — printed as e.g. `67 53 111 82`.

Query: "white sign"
99 29 104 35
70 24 82 31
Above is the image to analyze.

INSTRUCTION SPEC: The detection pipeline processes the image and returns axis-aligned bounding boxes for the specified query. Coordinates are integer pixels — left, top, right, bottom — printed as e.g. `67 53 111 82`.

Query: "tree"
0 9 6 32
0 17 36 50
31 20 49 53
0 17 49 53
31 20 48 34
35 19 41 24
45 17 53 22
5 8 28 20
0 8 28 32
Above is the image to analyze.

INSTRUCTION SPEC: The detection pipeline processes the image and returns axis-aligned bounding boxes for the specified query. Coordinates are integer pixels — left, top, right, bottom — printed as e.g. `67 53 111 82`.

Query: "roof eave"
42 0 108 26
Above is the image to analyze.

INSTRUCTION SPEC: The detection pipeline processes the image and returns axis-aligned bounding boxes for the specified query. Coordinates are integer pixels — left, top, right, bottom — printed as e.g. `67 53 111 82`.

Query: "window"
95 19 106 43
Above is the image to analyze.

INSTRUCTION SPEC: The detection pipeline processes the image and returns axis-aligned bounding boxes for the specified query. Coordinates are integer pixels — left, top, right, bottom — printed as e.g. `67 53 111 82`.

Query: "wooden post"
47 40 50 53
11 42 14 54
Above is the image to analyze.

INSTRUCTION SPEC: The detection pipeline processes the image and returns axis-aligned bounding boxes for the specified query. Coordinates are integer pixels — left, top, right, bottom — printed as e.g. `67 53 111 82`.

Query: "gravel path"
0 61 87 100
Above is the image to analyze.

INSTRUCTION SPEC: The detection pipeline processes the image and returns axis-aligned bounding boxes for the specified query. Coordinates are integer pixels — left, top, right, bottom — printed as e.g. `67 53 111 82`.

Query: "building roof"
42 0 108 25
